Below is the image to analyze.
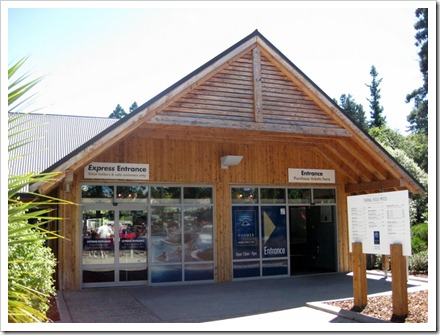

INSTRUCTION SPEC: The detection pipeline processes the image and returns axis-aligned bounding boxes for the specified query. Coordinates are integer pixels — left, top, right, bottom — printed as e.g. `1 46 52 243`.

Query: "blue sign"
232 207 259 259
261 206 287 258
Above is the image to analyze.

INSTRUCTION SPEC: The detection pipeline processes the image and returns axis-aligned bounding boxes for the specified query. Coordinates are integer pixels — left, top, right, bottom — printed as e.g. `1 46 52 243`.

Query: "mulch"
325 289 428 323
47 296 60 322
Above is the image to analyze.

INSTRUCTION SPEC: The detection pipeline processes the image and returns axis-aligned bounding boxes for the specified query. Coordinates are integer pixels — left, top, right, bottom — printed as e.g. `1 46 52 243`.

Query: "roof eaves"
254 32 425 194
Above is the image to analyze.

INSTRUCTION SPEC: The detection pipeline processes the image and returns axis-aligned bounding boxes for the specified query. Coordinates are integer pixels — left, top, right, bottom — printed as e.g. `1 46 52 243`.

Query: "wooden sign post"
391 243 408 319
352 242 367 309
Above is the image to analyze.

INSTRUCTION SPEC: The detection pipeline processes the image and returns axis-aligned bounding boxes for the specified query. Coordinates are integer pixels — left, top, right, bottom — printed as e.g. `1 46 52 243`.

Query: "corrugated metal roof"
8 113 117 189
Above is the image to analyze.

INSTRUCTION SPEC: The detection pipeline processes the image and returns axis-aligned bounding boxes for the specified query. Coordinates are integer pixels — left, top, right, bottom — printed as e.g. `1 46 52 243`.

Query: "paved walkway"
55 272 428 331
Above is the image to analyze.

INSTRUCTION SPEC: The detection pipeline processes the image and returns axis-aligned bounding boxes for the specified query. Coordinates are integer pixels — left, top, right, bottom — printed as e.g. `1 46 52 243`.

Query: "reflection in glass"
233 261 260 278
231 187 258 204
119 210 148 265
151 207 182 264
151 187 181 204
260 188 286 204
183 187 213 204
288 189 311 204
262 260 288 276
185 263 214 281
116 186 148 203
81 185 114 203
83 270 114 283
184 206 213 262
82 210 115 265
151 265 182 283
119 269 148 282
313 189 336 204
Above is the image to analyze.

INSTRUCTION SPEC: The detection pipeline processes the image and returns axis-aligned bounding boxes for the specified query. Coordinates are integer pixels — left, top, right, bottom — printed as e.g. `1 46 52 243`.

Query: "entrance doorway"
289 206 337 275
81 207 148 287
80 184 215 287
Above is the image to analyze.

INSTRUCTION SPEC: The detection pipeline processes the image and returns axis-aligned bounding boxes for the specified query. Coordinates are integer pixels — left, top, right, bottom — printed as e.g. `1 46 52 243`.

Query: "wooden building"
30 30 423 290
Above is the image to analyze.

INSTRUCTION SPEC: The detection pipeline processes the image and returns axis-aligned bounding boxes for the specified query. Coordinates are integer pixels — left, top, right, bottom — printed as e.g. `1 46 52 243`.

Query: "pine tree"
366 65 386 128
129 101 138 113
406 8 428 135
337 94 368 131
109 104 127 119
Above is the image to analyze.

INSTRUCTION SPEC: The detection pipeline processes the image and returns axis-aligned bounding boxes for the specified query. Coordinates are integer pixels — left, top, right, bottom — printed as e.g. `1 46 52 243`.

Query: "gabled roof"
30 30 424 195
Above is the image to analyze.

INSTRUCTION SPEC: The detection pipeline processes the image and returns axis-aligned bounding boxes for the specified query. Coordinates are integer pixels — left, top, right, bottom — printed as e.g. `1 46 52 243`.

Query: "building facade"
28 31 423 290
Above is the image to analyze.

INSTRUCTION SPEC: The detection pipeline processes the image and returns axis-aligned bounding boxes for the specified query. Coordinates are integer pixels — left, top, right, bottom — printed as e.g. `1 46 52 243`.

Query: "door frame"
80 203 149 288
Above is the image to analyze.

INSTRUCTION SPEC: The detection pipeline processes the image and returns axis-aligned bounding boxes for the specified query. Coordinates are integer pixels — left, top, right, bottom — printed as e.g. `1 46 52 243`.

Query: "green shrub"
409 250 428 273
411 223 428 253
8 212 57 320
8 58 69 323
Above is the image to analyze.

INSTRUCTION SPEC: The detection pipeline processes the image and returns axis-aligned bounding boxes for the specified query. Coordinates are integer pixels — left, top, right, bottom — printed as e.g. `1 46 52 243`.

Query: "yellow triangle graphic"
263 211 276 244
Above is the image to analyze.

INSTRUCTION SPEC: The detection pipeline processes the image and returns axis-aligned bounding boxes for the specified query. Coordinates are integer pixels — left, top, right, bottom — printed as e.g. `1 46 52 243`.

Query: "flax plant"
8 58 72 322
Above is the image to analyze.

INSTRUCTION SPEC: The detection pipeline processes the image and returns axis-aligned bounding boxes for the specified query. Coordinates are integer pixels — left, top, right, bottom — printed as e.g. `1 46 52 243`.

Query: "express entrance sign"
347 190 411 256
84 162 150 180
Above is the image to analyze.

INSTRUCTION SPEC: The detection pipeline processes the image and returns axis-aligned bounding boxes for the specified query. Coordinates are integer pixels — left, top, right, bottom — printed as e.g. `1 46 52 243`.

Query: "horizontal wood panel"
149 116 351 136
160 50 255 123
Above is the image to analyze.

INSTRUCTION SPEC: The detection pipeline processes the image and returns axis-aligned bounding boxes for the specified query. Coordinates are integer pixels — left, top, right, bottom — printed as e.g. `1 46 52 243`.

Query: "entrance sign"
288 168 335 183
85 162 149 180
347 190 411 256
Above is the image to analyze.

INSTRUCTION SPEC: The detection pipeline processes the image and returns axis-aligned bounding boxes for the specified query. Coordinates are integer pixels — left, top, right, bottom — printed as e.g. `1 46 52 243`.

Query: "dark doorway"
289 206 337 276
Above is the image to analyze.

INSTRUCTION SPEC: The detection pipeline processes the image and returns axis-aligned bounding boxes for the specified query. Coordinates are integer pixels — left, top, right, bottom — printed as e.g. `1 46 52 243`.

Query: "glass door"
81 207 148 287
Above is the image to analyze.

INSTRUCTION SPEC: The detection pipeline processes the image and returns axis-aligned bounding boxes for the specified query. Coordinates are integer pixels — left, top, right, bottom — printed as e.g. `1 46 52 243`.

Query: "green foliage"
336 94 368 131
369 126 428 174
109 101 138 119
366 65 386 128
409 250 428 273
369 126 428 227
411 223 428 253
369 126 407 151
380 144 428 226
129 101 138 113
109 103 127 119
403 132 428 173
406 8 428 135
8 214 57 321
8 58 72 323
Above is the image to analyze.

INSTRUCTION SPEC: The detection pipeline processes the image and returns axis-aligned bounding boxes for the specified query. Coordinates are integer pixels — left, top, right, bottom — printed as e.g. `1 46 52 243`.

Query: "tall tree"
109 104 127 119
129 101 138 113
366 65 386 128
336 94 368 131
406 8 428 135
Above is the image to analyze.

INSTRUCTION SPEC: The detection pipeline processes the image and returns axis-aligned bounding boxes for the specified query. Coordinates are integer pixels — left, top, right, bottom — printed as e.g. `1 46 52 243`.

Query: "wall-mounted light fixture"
220 155 243 169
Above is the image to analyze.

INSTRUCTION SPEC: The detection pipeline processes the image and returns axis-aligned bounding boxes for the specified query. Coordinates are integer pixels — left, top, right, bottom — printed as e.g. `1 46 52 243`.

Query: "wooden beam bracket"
345 178 404 194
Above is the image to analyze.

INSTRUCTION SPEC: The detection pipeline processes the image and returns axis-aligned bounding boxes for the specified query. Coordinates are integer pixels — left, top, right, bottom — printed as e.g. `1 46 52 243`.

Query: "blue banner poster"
261 206 287 258
232 207 259 259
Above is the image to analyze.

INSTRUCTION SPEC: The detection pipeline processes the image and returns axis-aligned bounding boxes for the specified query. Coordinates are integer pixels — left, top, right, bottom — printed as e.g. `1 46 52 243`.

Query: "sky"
3 1 435 134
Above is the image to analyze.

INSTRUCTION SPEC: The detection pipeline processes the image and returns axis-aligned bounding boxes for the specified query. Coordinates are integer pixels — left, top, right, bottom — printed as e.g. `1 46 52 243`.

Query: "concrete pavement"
54 272 428 331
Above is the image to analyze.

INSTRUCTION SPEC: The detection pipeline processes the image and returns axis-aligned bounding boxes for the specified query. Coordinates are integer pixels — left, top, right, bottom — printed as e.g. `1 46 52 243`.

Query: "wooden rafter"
345 178 405 194
253 47 263 123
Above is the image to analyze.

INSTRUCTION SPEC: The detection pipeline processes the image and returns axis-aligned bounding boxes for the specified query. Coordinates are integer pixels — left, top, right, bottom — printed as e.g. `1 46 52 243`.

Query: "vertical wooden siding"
57 133 351 290
57 173 81 290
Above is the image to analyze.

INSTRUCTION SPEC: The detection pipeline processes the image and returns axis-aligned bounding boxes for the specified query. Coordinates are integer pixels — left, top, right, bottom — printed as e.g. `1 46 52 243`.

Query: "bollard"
352 242 367 309
390 243 408 320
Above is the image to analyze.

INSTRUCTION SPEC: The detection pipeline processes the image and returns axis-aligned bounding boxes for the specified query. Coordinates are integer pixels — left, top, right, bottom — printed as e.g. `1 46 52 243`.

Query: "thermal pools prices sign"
288 168 335 183
347 190 411 256
85 162 149 180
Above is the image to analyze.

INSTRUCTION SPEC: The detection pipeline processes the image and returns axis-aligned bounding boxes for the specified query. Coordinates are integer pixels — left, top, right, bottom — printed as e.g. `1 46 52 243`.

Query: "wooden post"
391 244 408 318
382 254 389 278
352 242 367 309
